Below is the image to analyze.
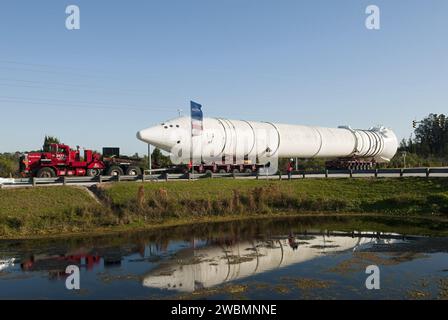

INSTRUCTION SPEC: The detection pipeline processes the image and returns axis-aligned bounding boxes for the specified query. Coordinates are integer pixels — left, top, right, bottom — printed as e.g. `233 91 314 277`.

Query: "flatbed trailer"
174 163 263 174
325 157 376 170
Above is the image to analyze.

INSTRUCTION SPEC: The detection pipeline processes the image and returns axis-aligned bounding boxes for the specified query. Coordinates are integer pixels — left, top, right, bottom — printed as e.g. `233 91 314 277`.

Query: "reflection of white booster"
137 117 398 165
142 236 383 292
0 258 15 271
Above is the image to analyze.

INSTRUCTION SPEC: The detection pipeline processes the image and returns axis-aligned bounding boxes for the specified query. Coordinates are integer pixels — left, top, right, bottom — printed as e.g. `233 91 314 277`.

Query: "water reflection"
0 258 15 271
142 233 400 292
20 254 101 279
0 216 448 299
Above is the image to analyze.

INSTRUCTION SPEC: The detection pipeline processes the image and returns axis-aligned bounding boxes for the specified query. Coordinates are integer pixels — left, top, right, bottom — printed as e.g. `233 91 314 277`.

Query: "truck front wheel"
36 167 56 178
126 166 141 176
106 166 124 176
87 168 102 177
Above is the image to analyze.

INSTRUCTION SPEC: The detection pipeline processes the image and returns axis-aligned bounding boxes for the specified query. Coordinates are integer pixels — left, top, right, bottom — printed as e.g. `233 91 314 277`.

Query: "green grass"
1 177 448 238
0 186 111 237
105 178 448 203
0 187 96 216
102 178 448 215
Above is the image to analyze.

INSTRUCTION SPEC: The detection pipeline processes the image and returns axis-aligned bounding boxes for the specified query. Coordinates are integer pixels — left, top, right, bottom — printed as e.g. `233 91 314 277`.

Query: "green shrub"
0 156 18 177
426 193 448 214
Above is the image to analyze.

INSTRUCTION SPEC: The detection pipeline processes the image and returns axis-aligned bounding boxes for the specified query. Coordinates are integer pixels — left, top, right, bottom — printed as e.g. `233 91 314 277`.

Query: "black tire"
36 167 56 178
244 168 253 174
232 168 240 174
218 169 227 173
205 169 213 176
87 168 102 177
106 166 124 176
126 166 141 176
182 168 190 174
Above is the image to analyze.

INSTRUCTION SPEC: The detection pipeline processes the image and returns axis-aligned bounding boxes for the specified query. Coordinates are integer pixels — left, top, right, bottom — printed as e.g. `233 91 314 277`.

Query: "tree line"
401 114 447 156
389 113 448 167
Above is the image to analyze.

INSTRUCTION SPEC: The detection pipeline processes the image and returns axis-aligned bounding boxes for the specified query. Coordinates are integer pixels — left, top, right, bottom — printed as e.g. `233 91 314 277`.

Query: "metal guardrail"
1 167 448 187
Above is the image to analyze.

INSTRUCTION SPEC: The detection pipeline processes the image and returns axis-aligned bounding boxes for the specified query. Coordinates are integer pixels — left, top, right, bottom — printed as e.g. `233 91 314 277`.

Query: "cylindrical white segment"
136 117 398 164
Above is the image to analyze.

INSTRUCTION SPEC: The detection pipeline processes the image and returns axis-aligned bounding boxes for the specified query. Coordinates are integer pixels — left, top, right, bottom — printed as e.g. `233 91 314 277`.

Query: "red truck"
20 143 143 178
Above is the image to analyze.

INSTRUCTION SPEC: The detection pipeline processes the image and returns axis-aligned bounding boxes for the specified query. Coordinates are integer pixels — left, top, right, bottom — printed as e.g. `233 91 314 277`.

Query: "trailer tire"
244 168 253 174
106 166 124 176
126 166 141 176
87 168 102 177
36 167 56 178
218 169 227 173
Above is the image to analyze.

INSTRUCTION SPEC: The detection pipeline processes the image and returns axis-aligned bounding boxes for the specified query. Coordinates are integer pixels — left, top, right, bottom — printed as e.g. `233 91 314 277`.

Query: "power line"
0 65 108 79
0 60 93 71
0 81 155 97
0 77 154 96
0 95 160 109
0 59 122 79
0 98 179 113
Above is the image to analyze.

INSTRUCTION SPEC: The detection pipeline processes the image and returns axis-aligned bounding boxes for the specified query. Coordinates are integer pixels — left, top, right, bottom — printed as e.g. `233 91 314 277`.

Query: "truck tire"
36 167 55 178
126 166 141 176
87 168 102 177
244 168 253 174
106 166 124 176
218 169 227 173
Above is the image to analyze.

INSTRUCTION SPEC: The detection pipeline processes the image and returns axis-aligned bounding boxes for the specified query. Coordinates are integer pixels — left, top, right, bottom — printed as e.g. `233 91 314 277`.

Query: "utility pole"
148 144 152 175
401 151 407 168
190 120 195 180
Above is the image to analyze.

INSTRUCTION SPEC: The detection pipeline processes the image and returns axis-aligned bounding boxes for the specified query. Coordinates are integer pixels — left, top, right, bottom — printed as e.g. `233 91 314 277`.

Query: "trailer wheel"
87 168 102 177
36 167 55 178
106 166 124 176
218 169 227 173
126 166 141 176
232 168 240 174
244 168 253 174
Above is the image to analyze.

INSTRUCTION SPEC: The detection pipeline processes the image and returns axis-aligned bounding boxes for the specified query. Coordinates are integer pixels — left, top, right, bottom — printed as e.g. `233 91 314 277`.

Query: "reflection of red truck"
21 254 101 272
20 143 143 178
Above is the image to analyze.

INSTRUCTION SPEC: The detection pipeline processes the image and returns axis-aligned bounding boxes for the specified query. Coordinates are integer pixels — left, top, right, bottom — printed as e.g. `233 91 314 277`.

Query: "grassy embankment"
1 178 448 238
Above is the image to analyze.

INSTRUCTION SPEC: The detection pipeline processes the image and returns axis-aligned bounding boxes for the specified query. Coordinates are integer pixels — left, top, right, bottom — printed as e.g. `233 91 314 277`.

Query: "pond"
1 216 447 299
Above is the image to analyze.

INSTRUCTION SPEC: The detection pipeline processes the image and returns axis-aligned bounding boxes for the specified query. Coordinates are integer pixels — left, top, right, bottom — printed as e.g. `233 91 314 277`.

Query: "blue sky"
0 0 447 154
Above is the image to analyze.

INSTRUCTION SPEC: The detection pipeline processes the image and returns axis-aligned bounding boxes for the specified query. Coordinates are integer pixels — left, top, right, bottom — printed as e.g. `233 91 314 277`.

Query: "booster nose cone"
136 130 144 141
136 127 159 145
136 125 177 152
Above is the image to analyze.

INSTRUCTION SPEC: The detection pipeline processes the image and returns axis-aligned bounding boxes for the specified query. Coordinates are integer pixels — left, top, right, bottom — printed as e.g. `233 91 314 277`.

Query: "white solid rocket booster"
136 117 398 165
